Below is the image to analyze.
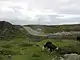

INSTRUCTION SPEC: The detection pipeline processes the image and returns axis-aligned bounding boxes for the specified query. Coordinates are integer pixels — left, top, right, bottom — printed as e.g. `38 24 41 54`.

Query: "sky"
0 0 80 25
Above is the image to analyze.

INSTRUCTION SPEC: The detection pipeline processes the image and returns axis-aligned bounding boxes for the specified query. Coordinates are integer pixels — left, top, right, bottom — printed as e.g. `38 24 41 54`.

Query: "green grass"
0 38 80 60
38 39 74 47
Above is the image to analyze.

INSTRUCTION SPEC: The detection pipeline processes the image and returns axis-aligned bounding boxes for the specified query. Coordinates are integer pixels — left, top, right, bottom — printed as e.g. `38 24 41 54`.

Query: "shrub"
1 44 13 48
0 56 3 60
59 44 80 55
32 53 40 57
19 43 33 47
0 49 18 55
30 59 40 60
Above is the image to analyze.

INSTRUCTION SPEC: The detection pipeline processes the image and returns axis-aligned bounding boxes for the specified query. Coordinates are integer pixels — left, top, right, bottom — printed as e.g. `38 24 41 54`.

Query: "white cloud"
56 15 80 19
0 0 80 25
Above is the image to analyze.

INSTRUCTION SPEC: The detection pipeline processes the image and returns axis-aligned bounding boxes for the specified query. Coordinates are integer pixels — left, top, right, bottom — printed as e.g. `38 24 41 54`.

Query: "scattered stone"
52 53 80 60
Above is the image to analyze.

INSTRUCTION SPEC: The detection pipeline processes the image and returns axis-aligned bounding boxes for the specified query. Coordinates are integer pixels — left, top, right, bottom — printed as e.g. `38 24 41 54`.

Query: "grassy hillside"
0 21 46 42
0 38 80 60
0 21 80 60
25 24 80 33
0 21 26 40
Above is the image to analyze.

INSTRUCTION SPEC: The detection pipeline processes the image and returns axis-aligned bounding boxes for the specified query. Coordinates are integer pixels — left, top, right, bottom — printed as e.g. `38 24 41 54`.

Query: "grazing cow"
77 36 80 41
43 41 59 52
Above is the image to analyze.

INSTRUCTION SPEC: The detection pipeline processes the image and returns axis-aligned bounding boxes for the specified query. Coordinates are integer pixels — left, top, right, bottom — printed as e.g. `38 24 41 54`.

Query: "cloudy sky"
0 0 80 25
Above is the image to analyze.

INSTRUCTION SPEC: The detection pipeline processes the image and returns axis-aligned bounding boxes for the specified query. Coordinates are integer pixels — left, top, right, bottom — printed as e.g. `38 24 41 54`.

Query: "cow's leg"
41 46 45 52
50 48 53 52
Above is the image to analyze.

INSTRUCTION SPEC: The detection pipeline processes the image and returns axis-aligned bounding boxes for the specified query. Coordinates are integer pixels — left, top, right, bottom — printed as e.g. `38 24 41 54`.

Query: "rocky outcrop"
52 53 80 60
0 21 25 40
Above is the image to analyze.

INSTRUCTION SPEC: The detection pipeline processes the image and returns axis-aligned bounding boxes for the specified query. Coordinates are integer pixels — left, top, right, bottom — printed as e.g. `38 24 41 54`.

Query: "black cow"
43 41 59 52
77 36 80 41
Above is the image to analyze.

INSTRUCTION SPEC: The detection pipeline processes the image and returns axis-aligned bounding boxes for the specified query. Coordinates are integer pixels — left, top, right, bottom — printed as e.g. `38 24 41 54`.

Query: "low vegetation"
0 38 80 60
0 21 80 60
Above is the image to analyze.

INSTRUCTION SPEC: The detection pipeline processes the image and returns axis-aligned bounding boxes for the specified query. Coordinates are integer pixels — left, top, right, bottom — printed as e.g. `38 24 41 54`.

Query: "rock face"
0 21 14 39
47 31 80 39
64 54 80 60
0 21 24 40
52 54 80 60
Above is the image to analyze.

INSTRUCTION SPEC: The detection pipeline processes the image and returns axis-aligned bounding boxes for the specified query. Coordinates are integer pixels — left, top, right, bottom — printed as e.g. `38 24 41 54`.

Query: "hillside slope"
0 21 26 40
24 24 80 39
26 24 80 33
22 26 47 36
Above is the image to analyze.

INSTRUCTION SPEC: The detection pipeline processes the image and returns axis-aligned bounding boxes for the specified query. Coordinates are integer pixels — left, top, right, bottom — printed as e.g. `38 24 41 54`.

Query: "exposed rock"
52 53 80 60
0 21 25 40
64 53 80 60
